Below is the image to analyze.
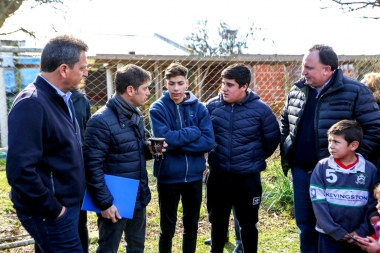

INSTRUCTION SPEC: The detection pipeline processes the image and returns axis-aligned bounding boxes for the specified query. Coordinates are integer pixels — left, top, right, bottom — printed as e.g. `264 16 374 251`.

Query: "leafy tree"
184 20 264 56
0 0 63 35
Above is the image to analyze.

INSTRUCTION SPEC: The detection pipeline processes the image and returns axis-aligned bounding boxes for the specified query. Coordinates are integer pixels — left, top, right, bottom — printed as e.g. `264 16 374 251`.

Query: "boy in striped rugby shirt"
310 120 378 253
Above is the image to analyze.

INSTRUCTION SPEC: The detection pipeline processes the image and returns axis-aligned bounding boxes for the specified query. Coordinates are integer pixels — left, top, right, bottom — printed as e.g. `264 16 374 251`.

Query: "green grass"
0 158 6 167
0 156 299 252
0 168 13 214
261 158 294 215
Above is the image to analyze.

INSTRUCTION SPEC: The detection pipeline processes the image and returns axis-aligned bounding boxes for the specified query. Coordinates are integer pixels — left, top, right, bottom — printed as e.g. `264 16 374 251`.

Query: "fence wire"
2 52 380 140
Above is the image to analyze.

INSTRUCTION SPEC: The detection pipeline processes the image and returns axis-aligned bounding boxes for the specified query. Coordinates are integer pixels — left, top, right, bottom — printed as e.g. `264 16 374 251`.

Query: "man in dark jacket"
149 62 214 253
6 35 88 253
280 44 380 253
72 88 91 253
206 64 280 253
72 89 91 144
83 64 153 253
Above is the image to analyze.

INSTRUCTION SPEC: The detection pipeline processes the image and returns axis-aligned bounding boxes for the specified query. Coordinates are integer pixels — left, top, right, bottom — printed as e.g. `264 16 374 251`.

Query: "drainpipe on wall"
106 65 113 99
0 67 8 148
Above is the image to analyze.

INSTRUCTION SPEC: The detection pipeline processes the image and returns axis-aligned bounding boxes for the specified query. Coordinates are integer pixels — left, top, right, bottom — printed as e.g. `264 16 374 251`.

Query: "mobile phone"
348 234 358 241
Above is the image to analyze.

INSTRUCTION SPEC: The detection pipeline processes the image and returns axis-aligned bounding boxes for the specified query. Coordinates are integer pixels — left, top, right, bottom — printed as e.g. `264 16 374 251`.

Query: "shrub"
261 156 294 216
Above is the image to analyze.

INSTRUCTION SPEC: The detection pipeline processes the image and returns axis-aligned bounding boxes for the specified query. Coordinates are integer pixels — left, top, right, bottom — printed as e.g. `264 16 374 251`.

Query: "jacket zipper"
50 172 55 195
314 87 336 160
228 105 234 173
177 105 189 182
293 87 308 139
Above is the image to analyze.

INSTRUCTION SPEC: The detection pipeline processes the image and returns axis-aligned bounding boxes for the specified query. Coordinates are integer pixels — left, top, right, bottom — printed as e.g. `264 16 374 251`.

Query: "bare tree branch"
0 27 35 38
0 0 64 29
184 20 257 56
0 0 24 28
324 0 380 18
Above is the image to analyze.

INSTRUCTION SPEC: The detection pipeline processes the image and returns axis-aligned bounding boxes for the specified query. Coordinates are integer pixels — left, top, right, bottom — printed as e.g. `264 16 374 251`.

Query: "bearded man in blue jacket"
149 62 214 253
206 64 280 253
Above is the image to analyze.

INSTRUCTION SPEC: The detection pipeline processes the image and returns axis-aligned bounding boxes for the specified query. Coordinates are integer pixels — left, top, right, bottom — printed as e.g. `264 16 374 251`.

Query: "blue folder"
82 174 139 219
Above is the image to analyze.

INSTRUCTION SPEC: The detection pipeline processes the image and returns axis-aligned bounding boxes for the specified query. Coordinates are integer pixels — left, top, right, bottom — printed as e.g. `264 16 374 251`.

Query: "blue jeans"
157 180 203 253
291 165 318 253
96 207 146 253
16 204 83 253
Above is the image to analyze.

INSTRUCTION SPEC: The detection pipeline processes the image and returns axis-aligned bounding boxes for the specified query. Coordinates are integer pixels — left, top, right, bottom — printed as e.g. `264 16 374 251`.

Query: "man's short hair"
41 35 88 72
309 44 338 71
115 64 151 94
327 120 363 147
221 64 251 88
164 62 188 79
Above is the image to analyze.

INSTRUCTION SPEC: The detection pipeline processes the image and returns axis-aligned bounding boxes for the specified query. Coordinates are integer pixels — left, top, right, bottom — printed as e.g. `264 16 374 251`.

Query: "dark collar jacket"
6 75 85 220
280 69 380 174
83 97 151 211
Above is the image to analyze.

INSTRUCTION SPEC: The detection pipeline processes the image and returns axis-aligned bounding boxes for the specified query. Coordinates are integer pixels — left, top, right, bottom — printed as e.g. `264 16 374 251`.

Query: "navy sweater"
6 75 85 220
292 88 318 170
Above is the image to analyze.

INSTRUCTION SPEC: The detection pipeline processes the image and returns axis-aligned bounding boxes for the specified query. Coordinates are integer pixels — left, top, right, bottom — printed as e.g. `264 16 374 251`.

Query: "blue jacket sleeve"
310 163 348 240
178 105 215 154
83 115 114 211
365 163 379 228
260 104 280 159
354 166 376 237
149 104 202 151
6 99 62 218
354 86 380 164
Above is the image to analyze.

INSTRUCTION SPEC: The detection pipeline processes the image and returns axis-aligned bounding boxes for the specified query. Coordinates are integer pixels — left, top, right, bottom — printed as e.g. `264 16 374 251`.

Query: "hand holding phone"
348 234 357 241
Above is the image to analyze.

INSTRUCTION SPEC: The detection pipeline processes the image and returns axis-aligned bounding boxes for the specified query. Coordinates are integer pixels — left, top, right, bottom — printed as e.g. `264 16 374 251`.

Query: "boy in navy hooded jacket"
149 62 214 253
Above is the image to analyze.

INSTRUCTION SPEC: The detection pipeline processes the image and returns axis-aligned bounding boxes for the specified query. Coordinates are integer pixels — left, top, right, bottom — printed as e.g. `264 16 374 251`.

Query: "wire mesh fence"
2 51 380 145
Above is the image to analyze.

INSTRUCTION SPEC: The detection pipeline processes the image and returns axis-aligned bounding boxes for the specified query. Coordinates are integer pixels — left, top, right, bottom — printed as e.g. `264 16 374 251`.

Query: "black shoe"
204 238 211 245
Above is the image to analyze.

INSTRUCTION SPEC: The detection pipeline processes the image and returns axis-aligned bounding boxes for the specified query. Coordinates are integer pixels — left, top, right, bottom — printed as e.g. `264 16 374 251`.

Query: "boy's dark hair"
327 120 363 148
115 64 151 94
41 35 88 72
164 62 188 79
309 44 338 71
221 64 251 88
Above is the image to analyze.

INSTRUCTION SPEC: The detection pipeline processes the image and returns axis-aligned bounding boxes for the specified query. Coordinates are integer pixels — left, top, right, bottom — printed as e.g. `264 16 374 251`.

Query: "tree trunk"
0 0 24 29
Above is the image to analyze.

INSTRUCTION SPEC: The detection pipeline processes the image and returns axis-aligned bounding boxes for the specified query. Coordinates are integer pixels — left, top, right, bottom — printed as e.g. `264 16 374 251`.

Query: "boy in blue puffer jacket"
149 62 215 253
206 63 280 253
